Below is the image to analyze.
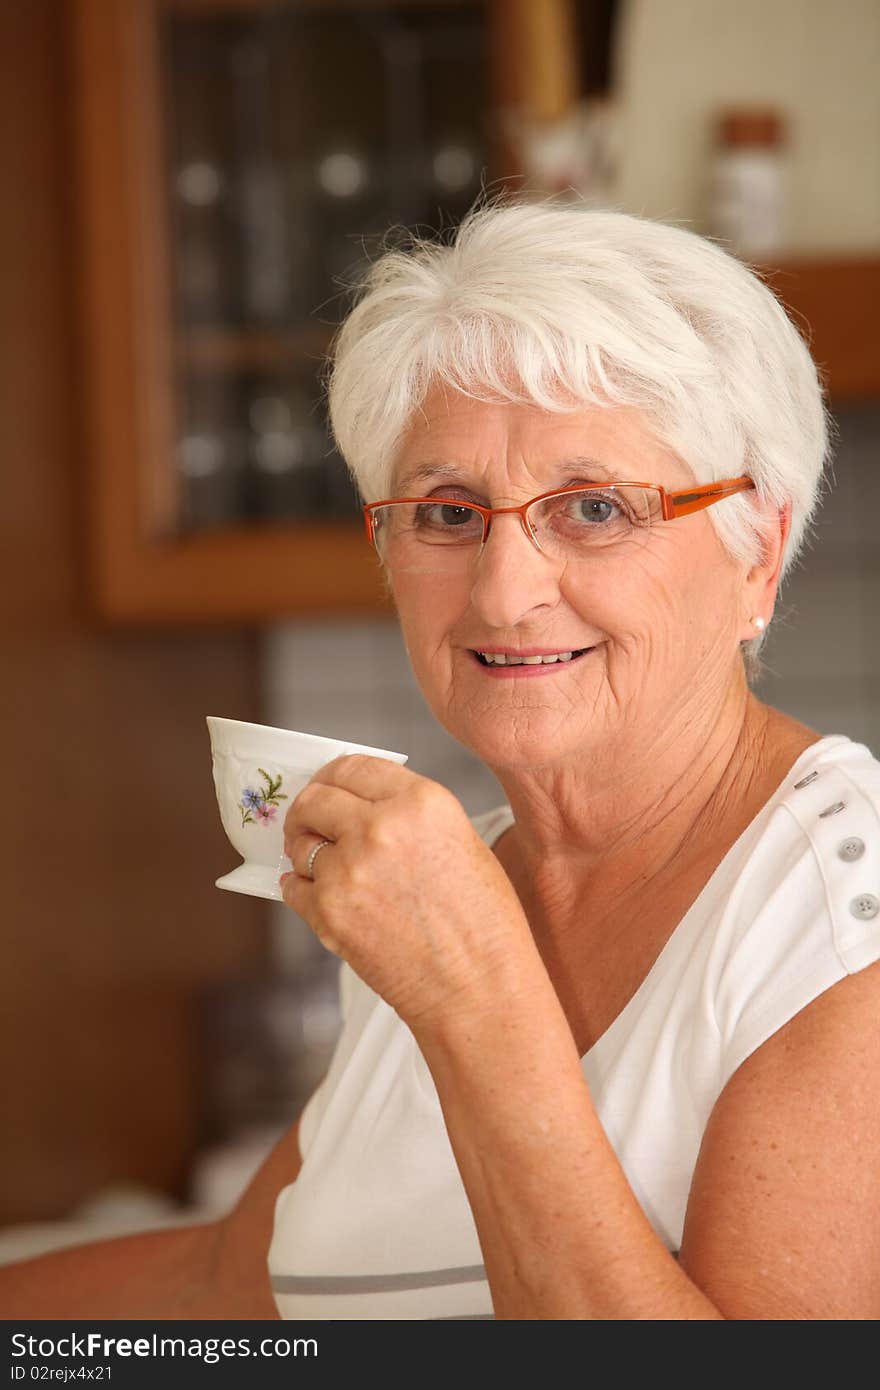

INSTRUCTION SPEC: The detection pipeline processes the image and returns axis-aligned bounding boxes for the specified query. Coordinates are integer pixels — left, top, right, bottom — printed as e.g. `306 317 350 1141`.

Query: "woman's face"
388 385 754 773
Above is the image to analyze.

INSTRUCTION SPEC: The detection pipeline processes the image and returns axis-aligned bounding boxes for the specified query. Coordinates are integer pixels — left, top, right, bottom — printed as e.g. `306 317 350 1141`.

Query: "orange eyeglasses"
363 475 756 572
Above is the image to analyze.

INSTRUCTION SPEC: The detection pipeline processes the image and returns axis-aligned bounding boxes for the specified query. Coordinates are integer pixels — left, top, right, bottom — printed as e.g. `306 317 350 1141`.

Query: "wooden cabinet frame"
70 0 392 624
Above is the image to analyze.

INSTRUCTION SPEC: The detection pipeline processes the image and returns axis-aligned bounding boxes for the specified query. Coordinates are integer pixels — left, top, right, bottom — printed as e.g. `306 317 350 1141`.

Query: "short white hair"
327 197 833 677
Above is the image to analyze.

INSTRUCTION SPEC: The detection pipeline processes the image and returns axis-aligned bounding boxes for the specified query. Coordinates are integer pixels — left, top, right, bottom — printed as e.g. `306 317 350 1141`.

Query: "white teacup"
207 716 408 901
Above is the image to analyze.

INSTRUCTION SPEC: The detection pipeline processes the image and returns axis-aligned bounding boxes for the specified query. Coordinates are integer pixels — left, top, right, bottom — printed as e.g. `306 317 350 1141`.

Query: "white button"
849 894 879 921
838 838 866 862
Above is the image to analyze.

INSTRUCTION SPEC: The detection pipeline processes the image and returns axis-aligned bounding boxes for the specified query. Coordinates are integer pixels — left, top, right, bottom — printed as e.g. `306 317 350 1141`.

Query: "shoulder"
780 735 880 955
751 733 879 961
679 738 880 1316
680 954 880 1317
754 732 879 962
713 734 880 1079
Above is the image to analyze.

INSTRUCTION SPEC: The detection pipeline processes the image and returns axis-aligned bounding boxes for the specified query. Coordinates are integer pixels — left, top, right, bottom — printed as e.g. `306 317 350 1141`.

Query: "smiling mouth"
473 647 593 667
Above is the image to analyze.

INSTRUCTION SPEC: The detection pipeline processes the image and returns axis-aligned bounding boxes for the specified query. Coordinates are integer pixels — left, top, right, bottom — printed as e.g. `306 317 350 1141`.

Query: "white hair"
326 197 833 679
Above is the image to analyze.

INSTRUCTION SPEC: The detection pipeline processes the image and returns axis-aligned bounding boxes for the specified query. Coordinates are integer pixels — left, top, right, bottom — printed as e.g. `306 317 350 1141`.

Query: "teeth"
478 650 578 666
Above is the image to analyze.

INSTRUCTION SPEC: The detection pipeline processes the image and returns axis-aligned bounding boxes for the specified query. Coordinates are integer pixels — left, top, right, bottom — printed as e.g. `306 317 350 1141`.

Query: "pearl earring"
751 616 766 631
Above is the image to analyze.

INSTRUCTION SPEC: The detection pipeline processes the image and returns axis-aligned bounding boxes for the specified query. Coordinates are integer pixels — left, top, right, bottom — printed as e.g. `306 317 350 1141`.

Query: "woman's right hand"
280 755 544 1042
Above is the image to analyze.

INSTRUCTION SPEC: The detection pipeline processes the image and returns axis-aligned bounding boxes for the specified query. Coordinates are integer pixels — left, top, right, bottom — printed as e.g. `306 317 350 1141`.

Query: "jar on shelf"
707 107 789 260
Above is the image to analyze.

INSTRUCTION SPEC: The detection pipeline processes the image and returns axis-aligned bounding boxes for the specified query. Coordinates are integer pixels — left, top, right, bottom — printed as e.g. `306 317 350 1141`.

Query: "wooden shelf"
756 257 880 403
177 326 335 374
89 517 393 626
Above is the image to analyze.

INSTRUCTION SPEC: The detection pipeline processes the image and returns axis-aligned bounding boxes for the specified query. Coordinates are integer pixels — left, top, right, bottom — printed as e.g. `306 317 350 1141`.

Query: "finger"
279 848 325 910
297 833 336 881
279 833 335 891
306 752 412 801
284 781 367 858
284 825 336 880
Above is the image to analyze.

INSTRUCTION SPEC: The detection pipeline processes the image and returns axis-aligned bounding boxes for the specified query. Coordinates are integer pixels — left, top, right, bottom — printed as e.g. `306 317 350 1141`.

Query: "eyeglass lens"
370 486 663 571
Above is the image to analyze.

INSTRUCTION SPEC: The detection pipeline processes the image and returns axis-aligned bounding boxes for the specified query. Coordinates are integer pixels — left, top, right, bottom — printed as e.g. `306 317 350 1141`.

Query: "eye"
414 501 477 528
535 488 634 540
411 500 484 541
576 495 619 524
560 490 627 525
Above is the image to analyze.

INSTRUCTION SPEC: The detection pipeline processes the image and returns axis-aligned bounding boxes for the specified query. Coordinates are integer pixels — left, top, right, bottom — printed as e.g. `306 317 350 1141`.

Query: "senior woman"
3 200 879 1322
268 199 880 1321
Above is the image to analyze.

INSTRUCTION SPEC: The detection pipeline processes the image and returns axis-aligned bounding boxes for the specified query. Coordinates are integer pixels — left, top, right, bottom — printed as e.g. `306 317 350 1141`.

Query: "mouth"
470 646 595 675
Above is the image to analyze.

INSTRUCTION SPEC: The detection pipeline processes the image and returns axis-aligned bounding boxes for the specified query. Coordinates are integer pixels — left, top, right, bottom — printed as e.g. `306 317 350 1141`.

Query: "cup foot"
215 862 283 902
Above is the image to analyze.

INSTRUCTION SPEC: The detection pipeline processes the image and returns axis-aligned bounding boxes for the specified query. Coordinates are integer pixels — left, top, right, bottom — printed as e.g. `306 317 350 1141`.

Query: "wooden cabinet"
753 258 880 404
69 0 489 624
67 1 880 625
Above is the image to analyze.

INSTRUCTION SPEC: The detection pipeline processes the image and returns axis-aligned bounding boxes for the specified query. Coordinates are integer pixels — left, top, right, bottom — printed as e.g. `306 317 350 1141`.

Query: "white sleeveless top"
269 734 880 1319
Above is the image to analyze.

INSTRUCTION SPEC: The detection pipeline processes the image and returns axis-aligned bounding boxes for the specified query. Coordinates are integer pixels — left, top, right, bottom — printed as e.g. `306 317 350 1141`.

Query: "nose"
468 511 563 628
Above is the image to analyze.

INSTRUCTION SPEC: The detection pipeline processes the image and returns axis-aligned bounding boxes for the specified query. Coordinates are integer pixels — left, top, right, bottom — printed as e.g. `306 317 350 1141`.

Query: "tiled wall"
263 617 507 818
752 402 879 751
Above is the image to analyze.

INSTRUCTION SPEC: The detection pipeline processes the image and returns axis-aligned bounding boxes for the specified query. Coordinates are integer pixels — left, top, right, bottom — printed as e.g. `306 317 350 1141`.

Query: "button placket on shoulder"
787 762 879 946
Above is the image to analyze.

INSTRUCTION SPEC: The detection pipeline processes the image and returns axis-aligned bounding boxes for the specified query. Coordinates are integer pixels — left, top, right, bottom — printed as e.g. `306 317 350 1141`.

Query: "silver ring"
305 838 333 880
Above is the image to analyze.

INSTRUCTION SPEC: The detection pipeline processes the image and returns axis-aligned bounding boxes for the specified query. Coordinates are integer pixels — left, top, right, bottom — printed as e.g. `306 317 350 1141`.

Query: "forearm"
0 1222 225 1320
417 968 723 1321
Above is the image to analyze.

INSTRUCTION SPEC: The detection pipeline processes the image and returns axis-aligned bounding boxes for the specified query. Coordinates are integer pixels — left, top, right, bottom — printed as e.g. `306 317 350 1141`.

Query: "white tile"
263 618 413 699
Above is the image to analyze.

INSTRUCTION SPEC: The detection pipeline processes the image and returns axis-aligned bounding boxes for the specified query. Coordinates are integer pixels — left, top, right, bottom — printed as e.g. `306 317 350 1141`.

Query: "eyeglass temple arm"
664 476 755 519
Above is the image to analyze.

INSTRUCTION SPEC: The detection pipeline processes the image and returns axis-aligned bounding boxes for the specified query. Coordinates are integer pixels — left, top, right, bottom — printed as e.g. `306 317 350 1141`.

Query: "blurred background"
0 0 877 1261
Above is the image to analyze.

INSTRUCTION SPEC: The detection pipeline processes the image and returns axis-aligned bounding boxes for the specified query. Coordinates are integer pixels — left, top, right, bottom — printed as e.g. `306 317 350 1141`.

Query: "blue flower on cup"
239 768 287 828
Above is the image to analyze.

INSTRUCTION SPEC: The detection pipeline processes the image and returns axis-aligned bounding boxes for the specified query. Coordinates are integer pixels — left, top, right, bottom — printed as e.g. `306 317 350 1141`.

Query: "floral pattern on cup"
239 768 288 828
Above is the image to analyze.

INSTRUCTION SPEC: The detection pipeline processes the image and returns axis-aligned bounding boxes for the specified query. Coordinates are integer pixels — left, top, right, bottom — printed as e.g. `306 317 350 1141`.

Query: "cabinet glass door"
161 2 488 536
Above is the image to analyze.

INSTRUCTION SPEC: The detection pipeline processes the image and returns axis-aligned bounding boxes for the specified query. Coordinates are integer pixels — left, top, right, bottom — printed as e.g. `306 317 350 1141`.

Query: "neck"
489 672 798 933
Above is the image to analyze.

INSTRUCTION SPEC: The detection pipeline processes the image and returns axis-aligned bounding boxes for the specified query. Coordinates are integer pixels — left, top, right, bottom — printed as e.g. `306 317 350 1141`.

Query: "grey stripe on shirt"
271 1264 488 1295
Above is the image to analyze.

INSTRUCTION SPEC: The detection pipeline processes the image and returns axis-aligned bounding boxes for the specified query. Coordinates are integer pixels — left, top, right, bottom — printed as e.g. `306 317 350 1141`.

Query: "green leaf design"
257 768 287 803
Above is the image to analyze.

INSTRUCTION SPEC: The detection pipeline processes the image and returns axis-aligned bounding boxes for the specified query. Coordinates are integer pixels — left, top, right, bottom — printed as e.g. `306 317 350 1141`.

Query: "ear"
739 500 791 642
